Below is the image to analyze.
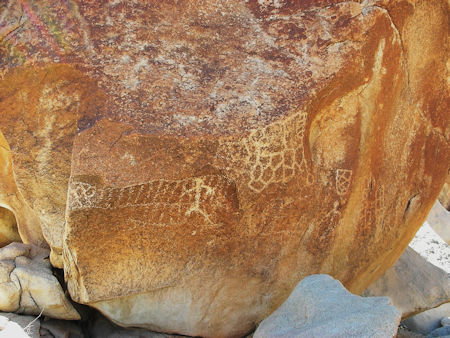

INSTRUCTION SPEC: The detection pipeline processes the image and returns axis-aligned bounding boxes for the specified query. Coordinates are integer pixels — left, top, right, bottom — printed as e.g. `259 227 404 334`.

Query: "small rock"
0 242 80 320
403 303 450 335
441 317 450 327
254 274 401 338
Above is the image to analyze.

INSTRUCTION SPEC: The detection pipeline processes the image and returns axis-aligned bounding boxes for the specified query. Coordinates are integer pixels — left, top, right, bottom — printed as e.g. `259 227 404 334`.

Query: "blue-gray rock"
427 326 450 337
254 274 401 338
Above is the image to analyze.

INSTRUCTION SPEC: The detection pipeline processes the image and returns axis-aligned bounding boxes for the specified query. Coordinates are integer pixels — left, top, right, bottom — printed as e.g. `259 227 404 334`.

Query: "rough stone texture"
363 221 450 318
403 303 450 335
39 318 84 338
441 317 450 327
254 274 401 338
397 326 425 338
427 326 450 338
0 207 20 248
438 179 449 211
0 312 40 338
0 131 45 250
87 312 188 338
363 246 450 318
0 243 80 320
426 201 450 244
0 0 448 336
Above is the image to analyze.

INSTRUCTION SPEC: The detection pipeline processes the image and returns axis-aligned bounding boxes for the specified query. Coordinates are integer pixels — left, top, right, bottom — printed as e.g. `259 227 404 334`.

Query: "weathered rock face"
363 246 450 318
254 274 401 338
0 243 80 320
0 208 20 248
0 0 448 336
438 180 450 211
426 201 450 245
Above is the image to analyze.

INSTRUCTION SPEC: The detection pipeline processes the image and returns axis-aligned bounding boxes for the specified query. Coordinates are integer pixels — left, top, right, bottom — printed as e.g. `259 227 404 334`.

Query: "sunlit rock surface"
0 0 448 336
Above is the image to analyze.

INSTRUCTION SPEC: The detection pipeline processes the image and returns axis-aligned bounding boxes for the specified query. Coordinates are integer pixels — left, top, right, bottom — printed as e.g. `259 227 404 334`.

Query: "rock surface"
426 201 450 244
0 0 448 336
403 303 450 335
0 131 45 250
427 326 450 338
39 318 84 338
363 222 450 318
0 243 80 320
87 312 187 338
438 180 450 211
0 207 20 248
0 312 40 338
254 274 401 338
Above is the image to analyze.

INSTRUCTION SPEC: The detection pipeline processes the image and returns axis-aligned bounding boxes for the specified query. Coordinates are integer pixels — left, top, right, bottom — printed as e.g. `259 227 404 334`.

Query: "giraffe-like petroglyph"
217 111 312 193
68 175 234 227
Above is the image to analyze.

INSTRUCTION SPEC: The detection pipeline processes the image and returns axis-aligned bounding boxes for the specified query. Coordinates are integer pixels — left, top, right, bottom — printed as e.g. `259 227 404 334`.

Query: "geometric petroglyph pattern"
68 175 234 227
336 169 352 196
218 111 312 193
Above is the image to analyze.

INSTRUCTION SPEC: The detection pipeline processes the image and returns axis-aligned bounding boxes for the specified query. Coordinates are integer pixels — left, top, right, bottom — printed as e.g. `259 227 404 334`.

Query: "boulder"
254 274 401 338
0 312 40 338
403 303 450 335
363 223 450 318
0 243 80 320
0 0 448 336
0 208 20 248
426 201 450 244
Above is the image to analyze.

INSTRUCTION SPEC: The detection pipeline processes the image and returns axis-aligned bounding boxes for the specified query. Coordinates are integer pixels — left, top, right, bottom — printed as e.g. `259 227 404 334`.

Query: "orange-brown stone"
0 0 448 336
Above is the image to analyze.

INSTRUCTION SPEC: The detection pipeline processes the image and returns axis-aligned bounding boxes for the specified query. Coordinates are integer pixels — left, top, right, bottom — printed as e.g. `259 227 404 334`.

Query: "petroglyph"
68 175 234 227
359 176 386 229
70 182 97 210
218 111 312 193
375 185 385 213
336 169 352 196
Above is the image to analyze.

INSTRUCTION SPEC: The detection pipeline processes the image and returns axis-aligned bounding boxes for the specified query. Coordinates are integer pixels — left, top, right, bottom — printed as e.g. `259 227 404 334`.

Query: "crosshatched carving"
336 169 353 196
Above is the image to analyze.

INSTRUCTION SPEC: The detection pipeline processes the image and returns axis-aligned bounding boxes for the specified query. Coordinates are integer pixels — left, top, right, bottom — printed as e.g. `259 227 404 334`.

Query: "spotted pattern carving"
218 111 312 193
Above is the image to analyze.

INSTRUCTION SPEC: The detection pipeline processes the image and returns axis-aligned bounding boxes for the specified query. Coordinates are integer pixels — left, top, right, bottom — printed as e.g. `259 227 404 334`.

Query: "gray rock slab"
254 274 401 338
363 246 450 318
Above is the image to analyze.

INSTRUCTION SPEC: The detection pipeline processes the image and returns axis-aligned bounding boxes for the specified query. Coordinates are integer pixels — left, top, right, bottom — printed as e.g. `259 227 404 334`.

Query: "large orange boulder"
0 0 448 336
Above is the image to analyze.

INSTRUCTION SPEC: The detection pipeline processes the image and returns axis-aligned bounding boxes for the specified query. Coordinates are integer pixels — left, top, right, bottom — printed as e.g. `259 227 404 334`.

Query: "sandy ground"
409 222 450 275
